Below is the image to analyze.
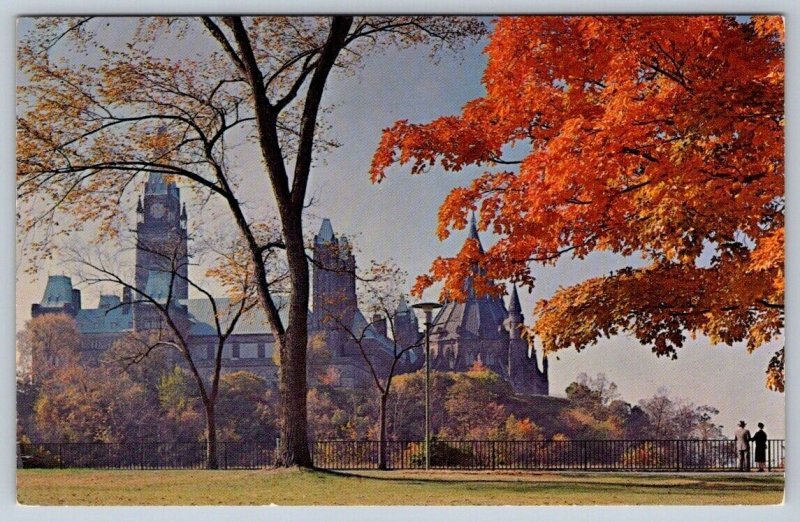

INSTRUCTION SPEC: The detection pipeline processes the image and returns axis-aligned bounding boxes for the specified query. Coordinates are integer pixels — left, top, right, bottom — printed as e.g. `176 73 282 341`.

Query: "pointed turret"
509 285 522 315
393 295 421 368
396 295 410 314
460 212 487 297
316 218 335 243
310 217 357 330
180 203 188 229
505 285 524 340
466 212 485 253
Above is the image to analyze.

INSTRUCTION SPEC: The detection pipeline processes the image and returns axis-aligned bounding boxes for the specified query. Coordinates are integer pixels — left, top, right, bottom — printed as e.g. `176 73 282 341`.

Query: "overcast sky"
14 16 785 438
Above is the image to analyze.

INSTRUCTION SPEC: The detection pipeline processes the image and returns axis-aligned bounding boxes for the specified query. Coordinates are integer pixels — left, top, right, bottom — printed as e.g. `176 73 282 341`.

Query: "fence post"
767 440 771 472
59 444 64 469
224 443 228 470
675 440 680 471
491 441 496 470
582 440 588 471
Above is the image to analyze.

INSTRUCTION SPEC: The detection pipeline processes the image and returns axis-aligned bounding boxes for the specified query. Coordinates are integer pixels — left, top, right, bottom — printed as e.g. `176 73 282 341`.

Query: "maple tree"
371 16 784 389
17 16 485 466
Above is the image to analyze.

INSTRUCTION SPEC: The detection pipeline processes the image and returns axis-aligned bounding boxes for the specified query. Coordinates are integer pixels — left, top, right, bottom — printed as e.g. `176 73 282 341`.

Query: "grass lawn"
17 468 784 506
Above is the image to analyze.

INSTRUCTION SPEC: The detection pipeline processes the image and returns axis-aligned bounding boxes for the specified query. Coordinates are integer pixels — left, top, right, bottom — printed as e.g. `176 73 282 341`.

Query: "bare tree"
17 16 486 466
69 235 280 469
320 261 422 469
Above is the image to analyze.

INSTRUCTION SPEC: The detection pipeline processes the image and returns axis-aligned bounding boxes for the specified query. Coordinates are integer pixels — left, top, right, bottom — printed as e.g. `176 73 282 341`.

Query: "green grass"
17 469 784 506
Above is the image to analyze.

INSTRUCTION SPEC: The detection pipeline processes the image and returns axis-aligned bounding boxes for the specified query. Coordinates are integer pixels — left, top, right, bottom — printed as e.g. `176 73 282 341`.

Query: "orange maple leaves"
372 16 784 388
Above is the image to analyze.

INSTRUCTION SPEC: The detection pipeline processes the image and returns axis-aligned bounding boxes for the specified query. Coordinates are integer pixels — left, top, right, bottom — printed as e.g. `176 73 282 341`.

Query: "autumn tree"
16 314 82 441
328 261 424 469
560 373 626 439
371 16 784 390
637 388 723 440
71 237 260 468
216 371 279 442
18 16 485 466
307 385 375 441
440 363 513 440
102 332 174 401
385 371 454 441
17 314 82 384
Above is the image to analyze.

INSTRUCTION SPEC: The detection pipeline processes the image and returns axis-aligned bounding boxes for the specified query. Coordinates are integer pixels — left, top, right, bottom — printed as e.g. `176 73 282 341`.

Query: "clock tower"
135 173 189 321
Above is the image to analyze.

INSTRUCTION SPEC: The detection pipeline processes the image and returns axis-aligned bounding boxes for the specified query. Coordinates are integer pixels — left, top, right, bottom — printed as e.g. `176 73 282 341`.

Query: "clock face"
150 202 166 218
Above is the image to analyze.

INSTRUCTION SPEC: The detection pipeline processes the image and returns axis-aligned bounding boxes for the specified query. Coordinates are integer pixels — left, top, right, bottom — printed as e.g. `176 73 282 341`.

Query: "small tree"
72 237 267 468
325 261 423 469
17 314 82 384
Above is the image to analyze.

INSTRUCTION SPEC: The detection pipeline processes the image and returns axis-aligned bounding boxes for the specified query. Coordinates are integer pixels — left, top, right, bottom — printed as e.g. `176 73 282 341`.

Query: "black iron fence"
18 439 784 471
17 442 274 470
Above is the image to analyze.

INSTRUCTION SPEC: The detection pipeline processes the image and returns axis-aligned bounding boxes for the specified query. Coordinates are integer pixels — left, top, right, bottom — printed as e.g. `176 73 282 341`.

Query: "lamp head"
412 301 442 326
412 302 442 313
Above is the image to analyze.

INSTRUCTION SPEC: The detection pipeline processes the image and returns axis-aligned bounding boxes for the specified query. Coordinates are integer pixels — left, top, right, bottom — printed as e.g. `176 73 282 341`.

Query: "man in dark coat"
753 422 768 472
734 420 751 471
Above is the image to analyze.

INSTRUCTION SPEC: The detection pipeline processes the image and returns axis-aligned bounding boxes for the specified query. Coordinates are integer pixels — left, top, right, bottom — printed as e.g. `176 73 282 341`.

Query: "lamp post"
412 301 442 470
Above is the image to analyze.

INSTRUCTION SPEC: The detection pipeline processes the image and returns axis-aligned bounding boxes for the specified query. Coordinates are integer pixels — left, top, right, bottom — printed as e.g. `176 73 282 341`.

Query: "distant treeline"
17 314 724 444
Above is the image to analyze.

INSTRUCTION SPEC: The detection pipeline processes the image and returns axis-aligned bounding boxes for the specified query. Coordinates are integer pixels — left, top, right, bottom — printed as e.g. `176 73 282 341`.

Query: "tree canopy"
371 16 784 389
17 16 485 466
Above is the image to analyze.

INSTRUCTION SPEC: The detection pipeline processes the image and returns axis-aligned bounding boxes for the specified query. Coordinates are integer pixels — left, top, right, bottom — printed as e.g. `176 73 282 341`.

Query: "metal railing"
17 442 274 470
18 439 784 471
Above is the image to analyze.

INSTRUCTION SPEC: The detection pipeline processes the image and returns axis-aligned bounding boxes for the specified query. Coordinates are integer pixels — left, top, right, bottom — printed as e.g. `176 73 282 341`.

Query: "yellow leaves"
753 16 784 44
765 348 784 392
750 228 784 272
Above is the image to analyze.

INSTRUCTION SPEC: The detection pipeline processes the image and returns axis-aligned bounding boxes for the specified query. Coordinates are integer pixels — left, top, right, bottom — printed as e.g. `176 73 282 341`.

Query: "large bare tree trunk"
274 218 312 467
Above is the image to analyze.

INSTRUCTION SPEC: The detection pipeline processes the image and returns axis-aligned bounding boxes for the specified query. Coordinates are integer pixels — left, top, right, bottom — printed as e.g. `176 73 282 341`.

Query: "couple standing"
734 421 768 472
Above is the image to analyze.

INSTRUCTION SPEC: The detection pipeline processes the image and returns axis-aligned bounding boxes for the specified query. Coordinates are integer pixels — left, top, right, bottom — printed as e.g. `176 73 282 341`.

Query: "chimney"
71 289 82 311
122 287 132 314
372 313 387 337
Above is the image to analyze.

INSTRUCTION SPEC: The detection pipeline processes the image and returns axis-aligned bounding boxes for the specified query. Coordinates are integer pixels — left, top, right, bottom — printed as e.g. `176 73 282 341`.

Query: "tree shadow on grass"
312 468 784 494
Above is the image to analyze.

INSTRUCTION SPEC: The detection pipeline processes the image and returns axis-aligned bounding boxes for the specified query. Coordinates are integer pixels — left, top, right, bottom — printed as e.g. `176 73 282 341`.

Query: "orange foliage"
372 16 784 388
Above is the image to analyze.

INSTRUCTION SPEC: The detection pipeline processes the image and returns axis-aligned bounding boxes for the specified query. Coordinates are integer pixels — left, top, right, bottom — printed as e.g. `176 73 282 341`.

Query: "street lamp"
412 301 442 470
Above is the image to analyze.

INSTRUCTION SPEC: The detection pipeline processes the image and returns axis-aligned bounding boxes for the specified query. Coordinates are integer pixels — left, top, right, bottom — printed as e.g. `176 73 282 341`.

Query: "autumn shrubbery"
18 316 726 451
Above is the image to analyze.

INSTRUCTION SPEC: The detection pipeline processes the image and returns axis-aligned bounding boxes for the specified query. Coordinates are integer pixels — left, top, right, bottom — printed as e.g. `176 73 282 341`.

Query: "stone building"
307 218 421 387
30 174 548 395
426 216 549 395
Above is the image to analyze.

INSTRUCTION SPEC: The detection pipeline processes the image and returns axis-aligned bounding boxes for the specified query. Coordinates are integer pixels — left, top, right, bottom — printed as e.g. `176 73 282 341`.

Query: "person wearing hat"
753 423 768 472
734 420 752 471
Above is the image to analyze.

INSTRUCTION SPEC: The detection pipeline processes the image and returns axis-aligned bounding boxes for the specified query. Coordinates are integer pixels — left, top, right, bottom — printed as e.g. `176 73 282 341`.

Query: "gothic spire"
466 212 485 253
316 218 335 243
396 295 410 314
509 285 522 315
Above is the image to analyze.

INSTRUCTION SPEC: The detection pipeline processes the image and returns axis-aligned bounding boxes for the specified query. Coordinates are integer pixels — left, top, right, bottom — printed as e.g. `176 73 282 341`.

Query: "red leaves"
372 16 784 387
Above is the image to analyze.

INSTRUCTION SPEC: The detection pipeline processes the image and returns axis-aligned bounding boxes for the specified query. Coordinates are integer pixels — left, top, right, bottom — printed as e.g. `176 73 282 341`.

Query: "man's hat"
739 420 747 427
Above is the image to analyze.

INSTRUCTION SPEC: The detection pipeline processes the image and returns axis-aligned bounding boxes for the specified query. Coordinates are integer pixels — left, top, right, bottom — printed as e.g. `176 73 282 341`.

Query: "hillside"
504 394 571 437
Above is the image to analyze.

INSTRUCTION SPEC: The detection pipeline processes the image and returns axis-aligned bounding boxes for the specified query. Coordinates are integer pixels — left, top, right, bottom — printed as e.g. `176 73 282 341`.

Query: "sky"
13 15 785 439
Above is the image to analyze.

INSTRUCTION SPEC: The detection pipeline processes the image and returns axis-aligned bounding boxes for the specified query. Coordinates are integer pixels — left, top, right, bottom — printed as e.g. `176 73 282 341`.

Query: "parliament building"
31 173 549 395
